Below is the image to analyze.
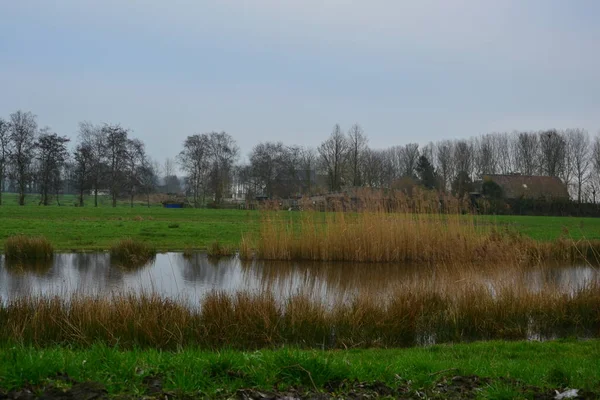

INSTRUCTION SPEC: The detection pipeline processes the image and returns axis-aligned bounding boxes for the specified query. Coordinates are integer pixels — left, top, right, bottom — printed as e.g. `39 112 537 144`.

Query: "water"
0 253 598 306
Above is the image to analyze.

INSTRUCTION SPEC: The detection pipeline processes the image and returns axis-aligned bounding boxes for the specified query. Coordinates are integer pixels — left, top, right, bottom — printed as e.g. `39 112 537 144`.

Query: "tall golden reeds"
244 189 600 264
4 235 54 262
0 284 598 349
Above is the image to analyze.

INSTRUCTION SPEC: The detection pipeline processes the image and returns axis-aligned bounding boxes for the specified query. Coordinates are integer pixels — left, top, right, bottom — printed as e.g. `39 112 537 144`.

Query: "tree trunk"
79 189 84 207
112 193 117 207
130 192 134 208
94 187 98 207
19 183 25 206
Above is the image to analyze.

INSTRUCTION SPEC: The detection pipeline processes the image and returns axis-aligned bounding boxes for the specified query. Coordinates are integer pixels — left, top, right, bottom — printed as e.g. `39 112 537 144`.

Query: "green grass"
0 202 259 252
0 340 598 397
0 192 600 252
491 214 600 241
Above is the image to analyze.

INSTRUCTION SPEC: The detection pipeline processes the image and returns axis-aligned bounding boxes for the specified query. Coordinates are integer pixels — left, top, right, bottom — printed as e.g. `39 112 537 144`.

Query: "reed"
245 189 600 263
3 235 54 262
0 283 597 349
109 238 156 267
206 240 234 258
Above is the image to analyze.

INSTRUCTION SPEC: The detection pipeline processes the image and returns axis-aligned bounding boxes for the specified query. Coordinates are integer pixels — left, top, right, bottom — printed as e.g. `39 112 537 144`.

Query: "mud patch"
0 375 597 399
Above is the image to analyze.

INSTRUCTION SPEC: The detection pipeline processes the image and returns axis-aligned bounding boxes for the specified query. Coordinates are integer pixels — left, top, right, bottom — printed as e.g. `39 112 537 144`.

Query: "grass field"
1 195 600 252
0 340 598 398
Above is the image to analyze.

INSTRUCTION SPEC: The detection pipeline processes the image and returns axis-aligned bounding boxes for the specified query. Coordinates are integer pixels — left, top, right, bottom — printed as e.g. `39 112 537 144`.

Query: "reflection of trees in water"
244 260 430 299
240 260 600 303
110 254 155 273
3 258 53 277
178 253 233 285
71 253 125 291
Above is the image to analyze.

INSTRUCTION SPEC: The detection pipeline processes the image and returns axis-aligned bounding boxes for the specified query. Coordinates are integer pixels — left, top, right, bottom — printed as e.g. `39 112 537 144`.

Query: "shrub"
206 240 234 258
109 238 156 267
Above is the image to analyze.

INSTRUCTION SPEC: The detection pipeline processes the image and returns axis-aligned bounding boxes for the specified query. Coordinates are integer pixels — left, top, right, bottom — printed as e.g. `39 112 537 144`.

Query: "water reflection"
0 253 598 305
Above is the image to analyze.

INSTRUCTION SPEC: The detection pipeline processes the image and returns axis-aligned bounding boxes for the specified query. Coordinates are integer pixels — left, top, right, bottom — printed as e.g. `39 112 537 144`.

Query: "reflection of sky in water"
0 254 598 306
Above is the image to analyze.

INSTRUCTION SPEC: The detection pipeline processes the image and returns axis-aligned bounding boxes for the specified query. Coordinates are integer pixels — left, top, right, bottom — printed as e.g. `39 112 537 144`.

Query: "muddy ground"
0 374 597 399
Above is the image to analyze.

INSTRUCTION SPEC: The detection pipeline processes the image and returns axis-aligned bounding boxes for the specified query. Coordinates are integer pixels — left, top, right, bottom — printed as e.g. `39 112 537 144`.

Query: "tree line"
0 111 156 207
2 109 600 207
238 124 600 204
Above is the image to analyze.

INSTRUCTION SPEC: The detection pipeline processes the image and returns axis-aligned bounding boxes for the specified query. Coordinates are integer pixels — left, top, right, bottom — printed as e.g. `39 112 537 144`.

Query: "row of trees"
0 111 156 206
2 109 600 206
236 125 600 203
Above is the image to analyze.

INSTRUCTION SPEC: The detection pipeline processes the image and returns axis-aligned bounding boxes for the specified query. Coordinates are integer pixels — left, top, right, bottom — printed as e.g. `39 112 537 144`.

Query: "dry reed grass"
4 235 54 262
245 189 600 263
109 238 156 267
0 283 597 349
206 240 234 258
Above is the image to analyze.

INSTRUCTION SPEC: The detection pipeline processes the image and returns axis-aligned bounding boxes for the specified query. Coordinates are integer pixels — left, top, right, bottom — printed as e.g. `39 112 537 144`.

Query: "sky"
1 1 599 164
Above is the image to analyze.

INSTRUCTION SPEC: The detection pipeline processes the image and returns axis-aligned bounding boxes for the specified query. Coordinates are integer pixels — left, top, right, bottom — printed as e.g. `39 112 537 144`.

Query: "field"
1 195 600 252
1 340 599 398
2 193 600 398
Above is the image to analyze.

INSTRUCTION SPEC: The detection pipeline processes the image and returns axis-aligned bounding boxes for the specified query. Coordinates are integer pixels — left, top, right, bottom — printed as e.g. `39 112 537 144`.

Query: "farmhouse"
480 174 569 200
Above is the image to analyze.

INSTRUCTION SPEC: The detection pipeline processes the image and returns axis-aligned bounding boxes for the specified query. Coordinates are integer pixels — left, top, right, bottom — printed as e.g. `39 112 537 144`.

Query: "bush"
109 238 156 267
4 235 54 262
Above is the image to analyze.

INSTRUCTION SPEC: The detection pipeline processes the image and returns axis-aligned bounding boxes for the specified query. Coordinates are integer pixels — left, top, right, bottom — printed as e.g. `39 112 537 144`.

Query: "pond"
0 253 598 306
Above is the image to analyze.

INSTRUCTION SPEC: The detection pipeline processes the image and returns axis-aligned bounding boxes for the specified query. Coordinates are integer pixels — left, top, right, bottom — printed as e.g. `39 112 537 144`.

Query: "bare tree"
139 157 158 207
103 124 129 207
400 143 420 178
474 134 497 177
125 138 147 207
591 136 600 203
8 111 37 205
539 130 565 178
250 142 300 197
73 141 94 206
362 148 384 188
297 146 318 195
35 129 70 205
515 132 539 175
78 122 106 207
435 140 455 192
453 140 474 178
569 129 591 203
163 157 176 192
347 123 367 187
0 118 9 205
319 124 349 192
495 132 516 174
207 131 239 204
178 134 210 207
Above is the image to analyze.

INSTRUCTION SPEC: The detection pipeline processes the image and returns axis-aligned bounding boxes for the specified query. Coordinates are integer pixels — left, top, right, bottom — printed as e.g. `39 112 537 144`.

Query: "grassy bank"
0 340 598 398
0 206 258 252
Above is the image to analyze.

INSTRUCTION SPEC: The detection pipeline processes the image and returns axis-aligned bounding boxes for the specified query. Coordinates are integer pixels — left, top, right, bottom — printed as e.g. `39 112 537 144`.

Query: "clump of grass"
109 238 156 267
206 240 234 258
182 246 194 258
4 235 54 262
168 223 180 229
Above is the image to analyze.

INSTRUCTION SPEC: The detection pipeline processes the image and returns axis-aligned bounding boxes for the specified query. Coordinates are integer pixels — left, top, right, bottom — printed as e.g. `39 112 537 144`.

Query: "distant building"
479 174 569 200
87 189 110 196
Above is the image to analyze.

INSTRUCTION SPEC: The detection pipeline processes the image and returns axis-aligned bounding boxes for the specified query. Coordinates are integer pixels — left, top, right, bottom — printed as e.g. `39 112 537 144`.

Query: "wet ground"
0 374 596 399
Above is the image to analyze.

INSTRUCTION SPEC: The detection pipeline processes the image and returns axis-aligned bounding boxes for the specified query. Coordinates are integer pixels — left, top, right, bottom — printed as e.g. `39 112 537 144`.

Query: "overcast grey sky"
1 1 599 163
